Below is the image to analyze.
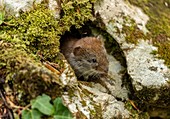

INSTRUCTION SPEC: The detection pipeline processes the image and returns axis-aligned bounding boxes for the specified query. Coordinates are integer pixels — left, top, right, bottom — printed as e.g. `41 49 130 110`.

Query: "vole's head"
70 37 109 80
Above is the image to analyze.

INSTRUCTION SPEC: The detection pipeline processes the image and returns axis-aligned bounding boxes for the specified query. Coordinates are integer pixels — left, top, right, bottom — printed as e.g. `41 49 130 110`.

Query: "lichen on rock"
94 0 170 118
128 0 170 67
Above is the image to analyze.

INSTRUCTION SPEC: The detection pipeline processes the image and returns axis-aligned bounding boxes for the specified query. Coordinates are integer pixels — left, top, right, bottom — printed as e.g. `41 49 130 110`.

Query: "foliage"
22 109 42 119
22 94 72 119
31 94 55 116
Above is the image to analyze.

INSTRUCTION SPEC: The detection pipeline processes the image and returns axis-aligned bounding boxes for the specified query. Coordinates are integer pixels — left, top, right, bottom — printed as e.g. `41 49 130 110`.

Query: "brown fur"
61 37 109 80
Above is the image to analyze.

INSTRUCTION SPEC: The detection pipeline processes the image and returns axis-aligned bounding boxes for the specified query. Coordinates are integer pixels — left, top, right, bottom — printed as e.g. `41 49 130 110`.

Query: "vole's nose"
104 67 108 73
99 66 108 73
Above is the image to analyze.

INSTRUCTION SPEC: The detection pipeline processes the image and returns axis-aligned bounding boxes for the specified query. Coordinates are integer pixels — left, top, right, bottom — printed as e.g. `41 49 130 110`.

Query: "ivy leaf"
31 94 55 115
22 109 42 119
54 115 73 119
53 97 72 117
22 110 31 119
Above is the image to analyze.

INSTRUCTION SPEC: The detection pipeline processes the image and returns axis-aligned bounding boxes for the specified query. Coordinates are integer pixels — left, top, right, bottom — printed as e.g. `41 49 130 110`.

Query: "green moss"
90 103 102 119
150 50 157 55
119 16 148 45
133 85 170 112
1 4 60 60
0 41 35 76
0 41 63 104
125 101 150 119
0 0 96 104
127 0 170 67
0 0 96 61
122 22 147 45
60 0 96 29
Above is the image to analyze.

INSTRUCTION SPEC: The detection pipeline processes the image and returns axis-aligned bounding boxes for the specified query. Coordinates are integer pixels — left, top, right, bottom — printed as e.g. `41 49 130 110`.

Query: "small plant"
22 94 72 119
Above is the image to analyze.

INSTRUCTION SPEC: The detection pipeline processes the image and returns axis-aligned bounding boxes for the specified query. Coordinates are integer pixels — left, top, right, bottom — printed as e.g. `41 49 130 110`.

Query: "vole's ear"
73 46 84 56
97 36 105 43
96 35 100 40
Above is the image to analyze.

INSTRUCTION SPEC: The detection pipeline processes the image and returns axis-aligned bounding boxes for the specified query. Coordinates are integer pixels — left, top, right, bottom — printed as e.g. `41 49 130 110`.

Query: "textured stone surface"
2 0 60 18
94 0 170 118
127 40 169 88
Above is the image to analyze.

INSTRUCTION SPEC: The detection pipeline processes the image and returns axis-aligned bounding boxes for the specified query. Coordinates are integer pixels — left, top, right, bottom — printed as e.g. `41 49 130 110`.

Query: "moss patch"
60 0 96 29
122 19 147 45
127 0 170 67
0 0 96 61
0 41 63 104
135 86 170 107
125 100 150 119
0 0 96 105
1 4 60 60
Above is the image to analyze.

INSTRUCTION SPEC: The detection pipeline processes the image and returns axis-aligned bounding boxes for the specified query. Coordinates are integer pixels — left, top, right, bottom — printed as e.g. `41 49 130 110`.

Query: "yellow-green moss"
0 0 96 61
0 41 63 104
125 100 150 119
127 0 170 67
0 41 35 75
0 0 96 104
111 15 147 45
122 19 147 45
60 0 96 29
1 4 60 60
133 85 170 111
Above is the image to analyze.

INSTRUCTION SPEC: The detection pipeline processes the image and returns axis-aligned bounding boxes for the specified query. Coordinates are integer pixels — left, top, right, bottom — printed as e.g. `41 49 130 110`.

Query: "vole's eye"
92 59 97 63
88 58 97 63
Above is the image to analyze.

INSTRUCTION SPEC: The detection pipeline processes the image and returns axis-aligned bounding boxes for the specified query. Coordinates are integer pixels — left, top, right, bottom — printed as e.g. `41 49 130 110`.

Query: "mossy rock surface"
0 0 96 108
128 0 170 67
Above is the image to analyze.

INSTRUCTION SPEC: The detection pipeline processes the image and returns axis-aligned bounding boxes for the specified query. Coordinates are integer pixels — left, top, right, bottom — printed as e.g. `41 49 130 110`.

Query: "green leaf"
22 109 42 119
31 94 55 115
53 97 72 117
54 115 73 119
22 110 31 119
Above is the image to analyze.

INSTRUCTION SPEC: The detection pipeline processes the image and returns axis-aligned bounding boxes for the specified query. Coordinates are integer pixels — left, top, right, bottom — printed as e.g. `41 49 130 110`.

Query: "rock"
94 0 170 118
2 0 61 18
1 0 131 118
